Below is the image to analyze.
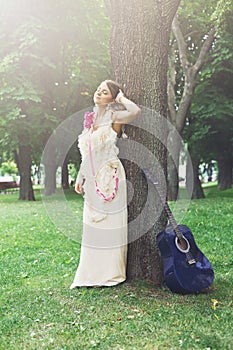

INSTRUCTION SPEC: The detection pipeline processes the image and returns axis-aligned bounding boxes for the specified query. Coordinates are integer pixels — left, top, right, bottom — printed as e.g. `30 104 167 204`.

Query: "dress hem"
70 278 126 289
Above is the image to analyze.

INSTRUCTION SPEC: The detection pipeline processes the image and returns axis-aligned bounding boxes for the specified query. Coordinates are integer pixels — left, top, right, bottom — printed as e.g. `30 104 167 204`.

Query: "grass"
0 186 233 350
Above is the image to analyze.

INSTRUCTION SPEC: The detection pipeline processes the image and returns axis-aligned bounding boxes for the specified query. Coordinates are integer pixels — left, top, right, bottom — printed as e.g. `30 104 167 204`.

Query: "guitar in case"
144 169 214 294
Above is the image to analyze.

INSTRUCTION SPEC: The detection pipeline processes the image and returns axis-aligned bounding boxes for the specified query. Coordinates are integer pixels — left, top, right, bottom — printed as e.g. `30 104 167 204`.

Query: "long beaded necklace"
88 109 119 202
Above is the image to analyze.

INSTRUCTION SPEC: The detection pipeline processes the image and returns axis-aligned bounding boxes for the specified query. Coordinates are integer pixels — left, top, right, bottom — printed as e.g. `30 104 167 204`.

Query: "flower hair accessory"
84 111 95 129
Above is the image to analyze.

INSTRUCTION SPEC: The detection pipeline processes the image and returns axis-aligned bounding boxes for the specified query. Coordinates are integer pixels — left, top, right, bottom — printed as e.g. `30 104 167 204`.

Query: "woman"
70 80 140 288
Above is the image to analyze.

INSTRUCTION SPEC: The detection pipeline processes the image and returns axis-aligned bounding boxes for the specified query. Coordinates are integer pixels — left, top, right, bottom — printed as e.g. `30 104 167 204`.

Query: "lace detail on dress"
78 107 118 159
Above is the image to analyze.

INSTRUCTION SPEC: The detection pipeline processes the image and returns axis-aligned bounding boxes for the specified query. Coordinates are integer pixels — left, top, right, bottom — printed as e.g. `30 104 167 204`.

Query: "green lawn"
1 187 233 350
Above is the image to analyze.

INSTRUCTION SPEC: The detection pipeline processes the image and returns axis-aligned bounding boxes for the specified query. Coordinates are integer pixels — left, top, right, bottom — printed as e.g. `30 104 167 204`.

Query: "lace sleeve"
108 103 128 138
108 102 126 113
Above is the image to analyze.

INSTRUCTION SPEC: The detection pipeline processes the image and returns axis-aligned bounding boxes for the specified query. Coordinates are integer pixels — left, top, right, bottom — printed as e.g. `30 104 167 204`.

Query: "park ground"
1 185 233 350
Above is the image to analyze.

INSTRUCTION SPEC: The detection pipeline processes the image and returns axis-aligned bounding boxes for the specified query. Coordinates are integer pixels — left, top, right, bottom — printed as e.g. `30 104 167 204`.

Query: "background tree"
40 0 111 194
185 84 233 194
167 0 217 200
106 0 180 283
0 0 111 199
0 11 46 200
183 0 233 194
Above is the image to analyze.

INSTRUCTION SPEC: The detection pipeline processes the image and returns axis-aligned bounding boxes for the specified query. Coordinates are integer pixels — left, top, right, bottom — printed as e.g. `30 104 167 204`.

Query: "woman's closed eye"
96 87 108 95
98 89 108 95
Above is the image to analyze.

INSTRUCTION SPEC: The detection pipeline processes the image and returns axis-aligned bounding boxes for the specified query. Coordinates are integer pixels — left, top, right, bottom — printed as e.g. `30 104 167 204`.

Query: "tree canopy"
0 0 111 198
0 0 232 200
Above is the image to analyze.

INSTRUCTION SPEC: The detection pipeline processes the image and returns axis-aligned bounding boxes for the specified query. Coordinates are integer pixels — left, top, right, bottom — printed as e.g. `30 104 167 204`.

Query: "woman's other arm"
74 165 84 194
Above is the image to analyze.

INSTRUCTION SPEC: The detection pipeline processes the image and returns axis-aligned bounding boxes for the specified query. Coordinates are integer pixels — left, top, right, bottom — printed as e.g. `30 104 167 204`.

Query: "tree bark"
167 129 181 201
217 154 232 190
61 155 70 190
44 162 57 196
18 144 35 201
42 135 58 196
16 103 35 201
107 0 180 284
186 148 204 200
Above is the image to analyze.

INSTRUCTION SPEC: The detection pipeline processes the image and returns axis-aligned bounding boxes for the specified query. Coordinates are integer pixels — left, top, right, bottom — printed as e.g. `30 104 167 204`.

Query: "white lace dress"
70 107 127 287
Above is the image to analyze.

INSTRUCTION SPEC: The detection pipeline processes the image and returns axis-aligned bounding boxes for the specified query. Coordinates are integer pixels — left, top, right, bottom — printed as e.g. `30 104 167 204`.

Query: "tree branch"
176 27 216 132
193 27 216 74
171 15 216 133
172 14 189 75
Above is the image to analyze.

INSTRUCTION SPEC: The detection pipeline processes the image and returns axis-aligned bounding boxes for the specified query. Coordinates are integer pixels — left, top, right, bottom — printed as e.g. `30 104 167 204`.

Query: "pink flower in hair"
83 111 95 129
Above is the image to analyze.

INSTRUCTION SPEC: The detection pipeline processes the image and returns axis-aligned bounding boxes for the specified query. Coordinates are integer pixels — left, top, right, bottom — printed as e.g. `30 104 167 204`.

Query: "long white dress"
70 106 127 288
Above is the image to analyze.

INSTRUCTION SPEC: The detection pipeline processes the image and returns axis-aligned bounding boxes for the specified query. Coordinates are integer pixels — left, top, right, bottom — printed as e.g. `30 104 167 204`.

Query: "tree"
40 0 111 195
167 0 217 200
0 0 111 199
0 14 44 200
183 0 233 193
106 0 180 283
185 91 233 193
209 0 233 190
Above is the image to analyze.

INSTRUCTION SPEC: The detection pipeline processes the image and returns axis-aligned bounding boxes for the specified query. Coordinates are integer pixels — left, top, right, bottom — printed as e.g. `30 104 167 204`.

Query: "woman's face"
93 81 114 106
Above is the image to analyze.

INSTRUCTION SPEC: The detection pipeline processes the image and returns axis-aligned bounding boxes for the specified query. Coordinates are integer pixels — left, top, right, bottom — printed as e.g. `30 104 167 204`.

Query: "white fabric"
70 107 127 288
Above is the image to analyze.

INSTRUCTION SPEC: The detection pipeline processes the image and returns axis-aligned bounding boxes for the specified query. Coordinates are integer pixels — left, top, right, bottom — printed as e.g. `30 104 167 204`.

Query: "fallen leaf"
44 323 55 328
211 299 219 310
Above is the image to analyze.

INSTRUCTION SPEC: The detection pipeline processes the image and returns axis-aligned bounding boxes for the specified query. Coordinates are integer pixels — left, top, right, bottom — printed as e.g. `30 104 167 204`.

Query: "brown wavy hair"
104 80 123 99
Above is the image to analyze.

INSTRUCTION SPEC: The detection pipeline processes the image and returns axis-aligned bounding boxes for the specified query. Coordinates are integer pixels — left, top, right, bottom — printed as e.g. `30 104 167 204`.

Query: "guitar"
143 169 214 294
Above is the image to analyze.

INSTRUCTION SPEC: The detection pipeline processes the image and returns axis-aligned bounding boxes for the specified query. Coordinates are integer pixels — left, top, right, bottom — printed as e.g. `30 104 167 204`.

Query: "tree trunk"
186 149 204 200
42 136 58 196
107 0 180 284
61 156 70 190
44 162 57 196
167 157 179 201
18 144 35 201
167 130 181 201
217 154 232 190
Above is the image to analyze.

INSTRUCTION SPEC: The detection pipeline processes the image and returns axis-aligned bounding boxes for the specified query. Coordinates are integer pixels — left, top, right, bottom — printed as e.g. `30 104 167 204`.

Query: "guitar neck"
144 170 183 240
163 201 183 239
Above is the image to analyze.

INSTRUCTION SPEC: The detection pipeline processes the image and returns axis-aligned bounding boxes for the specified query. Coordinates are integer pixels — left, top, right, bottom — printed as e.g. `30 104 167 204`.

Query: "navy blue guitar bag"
144 169 214 294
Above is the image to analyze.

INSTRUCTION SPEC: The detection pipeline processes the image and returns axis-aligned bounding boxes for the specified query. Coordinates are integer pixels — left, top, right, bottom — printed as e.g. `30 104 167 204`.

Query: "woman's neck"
95 104 107 116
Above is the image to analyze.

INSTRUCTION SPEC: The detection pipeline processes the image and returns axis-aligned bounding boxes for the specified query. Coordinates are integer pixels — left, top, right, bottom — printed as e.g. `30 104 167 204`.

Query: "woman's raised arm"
112 90 141 124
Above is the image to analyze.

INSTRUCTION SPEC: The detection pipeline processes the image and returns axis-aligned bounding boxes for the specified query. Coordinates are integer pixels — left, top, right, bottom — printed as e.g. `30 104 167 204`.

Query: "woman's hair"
104 80 123 99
